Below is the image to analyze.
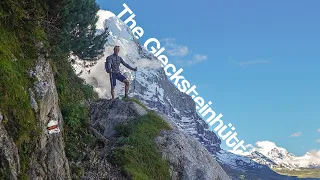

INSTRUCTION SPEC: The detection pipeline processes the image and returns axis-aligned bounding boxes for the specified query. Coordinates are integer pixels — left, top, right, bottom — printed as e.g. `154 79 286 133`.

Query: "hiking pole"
110 72 113 100
133 71 136 97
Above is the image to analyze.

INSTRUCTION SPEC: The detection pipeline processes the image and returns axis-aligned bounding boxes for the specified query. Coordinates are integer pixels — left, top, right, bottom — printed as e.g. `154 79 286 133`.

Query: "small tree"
45 0 109 60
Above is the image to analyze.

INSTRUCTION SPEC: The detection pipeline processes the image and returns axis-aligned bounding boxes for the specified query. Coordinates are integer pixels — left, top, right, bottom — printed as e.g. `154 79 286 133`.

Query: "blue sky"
96 0 320 156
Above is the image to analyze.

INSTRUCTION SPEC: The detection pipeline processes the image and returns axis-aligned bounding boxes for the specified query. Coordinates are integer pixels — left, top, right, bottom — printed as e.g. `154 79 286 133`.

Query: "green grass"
122 97 148 110
109 111 172 180
273 168 320 178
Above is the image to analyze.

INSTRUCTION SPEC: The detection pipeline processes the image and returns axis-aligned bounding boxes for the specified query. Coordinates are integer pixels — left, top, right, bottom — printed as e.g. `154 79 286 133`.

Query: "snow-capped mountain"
233 141 320 170
70 9 319 180
71 9 222 155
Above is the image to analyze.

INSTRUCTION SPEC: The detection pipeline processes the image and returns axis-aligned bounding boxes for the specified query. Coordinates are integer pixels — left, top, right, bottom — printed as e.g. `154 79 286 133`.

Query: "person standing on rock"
105 45 137 100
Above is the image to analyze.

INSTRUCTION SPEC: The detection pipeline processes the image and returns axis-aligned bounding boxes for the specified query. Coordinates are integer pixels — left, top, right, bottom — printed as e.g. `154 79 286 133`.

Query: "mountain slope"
87 98 231 180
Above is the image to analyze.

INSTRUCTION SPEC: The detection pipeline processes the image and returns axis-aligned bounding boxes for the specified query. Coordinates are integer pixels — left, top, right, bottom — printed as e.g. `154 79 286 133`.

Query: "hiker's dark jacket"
106 53 135 73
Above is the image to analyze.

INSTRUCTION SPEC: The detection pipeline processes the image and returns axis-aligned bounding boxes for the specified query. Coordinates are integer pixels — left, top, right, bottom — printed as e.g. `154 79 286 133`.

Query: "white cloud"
245 144 254 149
317 128 320 132
134 58 161 69
161 38 189 57
193 54 208 62
239 60 270 67
287 150 320 167
316 139 320 143
167 46 189 57
160 38 208 66
96 10 116 30
290 132 302 137
175 54 208 67
161 38 175 44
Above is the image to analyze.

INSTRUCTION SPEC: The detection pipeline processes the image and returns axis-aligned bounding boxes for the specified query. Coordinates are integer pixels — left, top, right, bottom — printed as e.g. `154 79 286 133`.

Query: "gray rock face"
0 125 20 180
80 145 129 180
27 57 71 180
29 88 38 112
155 130 231 180
154 114 231 180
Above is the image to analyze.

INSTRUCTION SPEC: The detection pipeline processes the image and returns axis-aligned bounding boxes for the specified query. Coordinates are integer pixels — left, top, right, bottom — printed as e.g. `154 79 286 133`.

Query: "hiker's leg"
109 73 116 99
111 88 115 100
123 79 130 98
116 74 129 98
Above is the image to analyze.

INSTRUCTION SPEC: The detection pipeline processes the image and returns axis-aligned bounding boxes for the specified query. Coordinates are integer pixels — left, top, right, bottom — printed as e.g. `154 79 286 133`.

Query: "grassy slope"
273 168 320 178
0 26 40 180
52 54 99 179
110 109 172 180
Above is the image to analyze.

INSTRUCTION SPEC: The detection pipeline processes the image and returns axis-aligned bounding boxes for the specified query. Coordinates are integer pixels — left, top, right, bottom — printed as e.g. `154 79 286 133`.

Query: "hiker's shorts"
109 72 126 88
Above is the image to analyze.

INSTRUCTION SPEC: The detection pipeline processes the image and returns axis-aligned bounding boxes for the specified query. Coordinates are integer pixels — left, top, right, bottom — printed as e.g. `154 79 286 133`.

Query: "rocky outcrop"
90 99 147 139
27 48 71 179
86 99 230 180
80 99 149 180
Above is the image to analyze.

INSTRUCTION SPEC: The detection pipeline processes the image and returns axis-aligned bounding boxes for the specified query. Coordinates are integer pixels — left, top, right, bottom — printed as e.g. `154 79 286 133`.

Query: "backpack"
105 56 112 73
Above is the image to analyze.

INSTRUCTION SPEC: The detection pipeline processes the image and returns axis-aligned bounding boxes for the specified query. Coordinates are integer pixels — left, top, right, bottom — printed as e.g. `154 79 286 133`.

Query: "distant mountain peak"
233 141 320 169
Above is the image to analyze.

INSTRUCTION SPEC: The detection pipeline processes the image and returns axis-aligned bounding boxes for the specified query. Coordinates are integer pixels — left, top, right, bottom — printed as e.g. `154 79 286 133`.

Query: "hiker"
105 45 137 99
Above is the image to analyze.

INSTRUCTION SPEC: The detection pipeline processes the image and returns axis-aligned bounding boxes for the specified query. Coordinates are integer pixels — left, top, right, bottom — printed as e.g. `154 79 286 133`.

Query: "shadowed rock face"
87 99 231 180
0 124 20 180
